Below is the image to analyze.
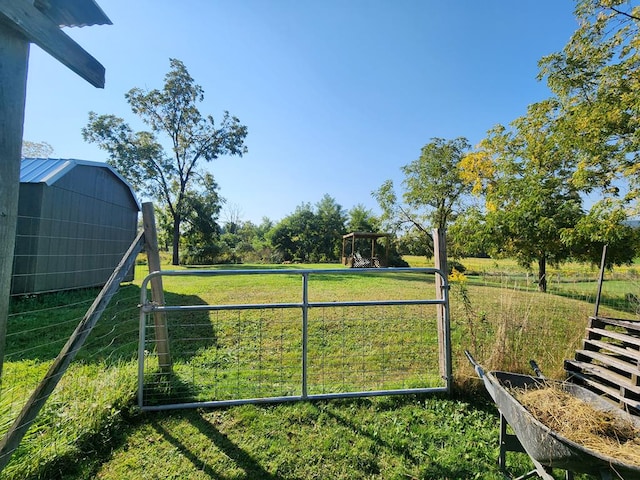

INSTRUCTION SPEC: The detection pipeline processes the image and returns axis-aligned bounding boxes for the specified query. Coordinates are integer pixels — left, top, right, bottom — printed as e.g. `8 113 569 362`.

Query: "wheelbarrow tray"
482 369 640 478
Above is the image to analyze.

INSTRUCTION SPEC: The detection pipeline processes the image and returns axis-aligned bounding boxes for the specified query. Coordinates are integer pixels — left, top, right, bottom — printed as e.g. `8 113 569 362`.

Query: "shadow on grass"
316 395 426 465
6 285 217 365
150 410 283 480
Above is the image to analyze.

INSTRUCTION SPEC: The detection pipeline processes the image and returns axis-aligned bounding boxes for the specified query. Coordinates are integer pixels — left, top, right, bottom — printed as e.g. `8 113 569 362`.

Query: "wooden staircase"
565 315 640 413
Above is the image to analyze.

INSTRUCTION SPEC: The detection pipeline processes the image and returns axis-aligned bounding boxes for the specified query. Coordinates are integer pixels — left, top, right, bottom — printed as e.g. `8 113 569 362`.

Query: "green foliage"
561 199 640 267
538 1 640 201
459 98 637 291
373 137 471 259
268 195 347 263
82 59 248 265
401 137 472 231
453 2 640 289
179 173 223 264
448 206 489 258
374 137 473 232
346 203 379 233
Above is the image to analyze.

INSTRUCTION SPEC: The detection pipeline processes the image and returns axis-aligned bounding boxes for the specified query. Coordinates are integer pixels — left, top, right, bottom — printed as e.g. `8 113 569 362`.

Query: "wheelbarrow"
465 351 640 480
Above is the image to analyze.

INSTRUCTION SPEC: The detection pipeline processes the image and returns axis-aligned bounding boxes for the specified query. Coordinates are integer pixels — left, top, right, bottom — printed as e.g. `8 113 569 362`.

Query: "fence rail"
138 267 452 411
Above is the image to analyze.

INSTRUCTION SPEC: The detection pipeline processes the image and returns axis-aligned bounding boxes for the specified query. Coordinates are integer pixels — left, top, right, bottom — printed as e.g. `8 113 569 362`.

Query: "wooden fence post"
141 202 172 374
0 25 29 379
433 228 451 387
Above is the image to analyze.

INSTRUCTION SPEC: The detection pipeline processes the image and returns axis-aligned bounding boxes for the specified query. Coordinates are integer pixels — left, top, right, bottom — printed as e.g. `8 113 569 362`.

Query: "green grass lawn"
3 257 637 479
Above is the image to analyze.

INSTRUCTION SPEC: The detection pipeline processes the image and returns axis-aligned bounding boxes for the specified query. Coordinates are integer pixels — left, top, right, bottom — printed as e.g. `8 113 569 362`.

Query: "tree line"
156 194 403 266
374 1 640 291
78 1 640 291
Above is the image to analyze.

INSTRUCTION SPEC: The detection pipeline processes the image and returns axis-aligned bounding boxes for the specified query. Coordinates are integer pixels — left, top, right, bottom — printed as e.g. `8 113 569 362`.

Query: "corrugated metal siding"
20 158 73 184
12 158 139 295
35 0 112 28
20 158 140 208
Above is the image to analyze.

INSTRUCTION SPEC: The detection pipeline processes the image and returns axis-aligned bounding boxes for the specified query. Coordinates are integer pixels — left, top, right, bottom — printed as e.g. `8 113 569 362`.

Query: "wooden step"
583 338 640 363
587 327 640 349
591 316 640 335
567 368 640 412
575 349 640 378
565 359 640 395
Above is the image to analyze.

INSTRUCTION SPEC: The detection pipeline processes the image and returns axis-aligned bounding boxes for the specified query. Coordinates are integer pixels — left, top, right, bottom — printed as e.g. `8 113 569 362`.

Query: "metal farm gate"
138 268 451 411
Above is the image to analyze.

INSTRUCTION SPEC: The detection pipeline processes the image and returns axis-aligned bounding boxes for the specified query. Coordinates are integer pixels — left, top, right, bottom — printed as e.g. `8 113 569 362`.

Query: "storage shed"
12 158 140 295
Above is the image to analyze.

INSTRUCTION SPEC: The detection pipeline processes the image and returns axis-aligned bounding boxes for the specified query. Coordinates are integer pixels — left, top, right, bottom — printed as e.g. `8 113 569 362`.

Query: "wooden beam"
433 229 451 387
0 24 29 377
142 203 172 373
0 0 106 88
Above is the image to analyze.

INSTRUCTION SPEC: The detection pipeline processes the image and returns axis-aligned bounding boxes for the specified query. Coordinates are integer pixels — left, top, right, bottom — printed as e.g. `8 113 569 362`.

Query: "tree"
373 137 471 256
21 140 53 158
562 199 639 268
538 1 640 204
268 196 346 263
268 203 317 263
314 194 347 262
461 101 596 292
180 173 223 264
82 58 248 265
346 204 379 233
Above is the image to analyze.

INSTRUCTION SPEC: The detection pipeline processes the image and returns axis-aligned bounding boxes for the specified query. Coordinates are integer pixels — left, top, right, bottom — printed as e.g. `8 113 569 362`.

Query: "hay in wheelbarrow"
465 350 640 478
513 383 640 467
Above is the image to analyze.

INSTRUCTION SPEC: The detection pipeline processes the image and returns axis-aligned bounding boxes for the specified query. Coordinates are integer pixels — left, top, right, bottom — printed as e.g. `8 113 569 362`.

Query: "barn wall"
11 163 139 295
11 184 44 295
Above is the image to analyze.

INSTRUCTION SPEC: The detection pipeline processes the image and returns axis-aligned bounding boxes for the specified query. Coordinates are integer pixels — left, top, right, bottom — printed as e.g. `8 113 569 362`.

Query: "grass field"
2 256 638 479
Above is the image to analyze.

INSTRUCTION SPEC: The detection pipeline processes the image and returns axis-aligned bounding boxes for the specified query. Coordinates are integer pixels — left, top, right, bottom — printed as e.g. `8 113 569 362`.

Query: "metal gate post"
301 272 309 399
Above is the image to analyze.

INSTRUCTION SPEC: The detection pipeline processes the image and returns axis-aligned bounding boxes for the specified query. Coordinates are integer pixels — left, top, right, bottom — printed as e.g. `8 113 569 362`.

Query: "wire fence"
1 284 141 479
139 268 450 410
1 242 640 478
450 265 640 381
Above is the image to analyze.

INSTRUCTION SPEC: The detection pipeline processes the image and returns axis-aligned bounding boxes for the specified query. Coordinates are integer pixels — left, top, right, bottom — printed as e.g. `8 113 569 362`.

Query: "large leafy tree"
538 0 640 203
82 59 248 265
346 204 379 233
315 194 347 261
373 137 471 255
461 101 585 292
461 99 636 292
180 173 223 264
268 196 347 263
268 203 318 263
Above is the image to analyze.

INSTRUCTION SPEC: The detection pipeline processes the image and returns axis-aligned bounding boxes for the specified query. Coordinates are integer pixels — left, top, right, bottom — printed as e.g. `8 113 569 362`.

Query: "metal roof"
35 0 112 28
20 158 140 209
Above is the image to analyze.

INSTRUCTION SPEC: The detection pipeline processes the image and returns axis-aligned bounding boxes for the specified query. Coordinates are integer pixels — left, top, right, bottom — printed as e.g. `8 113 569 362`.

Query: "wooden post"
0 25 30 378
0 0 109 378
141 202 172 373
432 228 451 385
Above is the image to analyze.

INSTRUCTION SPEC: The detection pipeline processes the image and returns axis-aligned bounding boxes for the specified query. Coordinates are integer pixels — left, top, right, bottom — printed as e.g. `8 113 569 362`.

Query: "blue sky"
23 1 579 224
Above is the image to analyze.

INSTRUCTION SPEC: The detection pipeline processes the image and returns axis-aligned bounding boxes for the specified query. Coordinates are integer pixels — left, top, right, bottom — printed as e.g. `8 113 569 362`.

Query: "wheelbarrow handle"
464 350 485 379
529 359 546 379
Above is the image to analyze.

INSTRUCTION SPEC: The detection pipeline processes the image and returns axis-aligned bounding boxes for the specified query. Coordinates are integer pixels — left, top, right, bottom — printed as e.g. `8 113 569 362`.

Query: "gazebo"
341 232 390 268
